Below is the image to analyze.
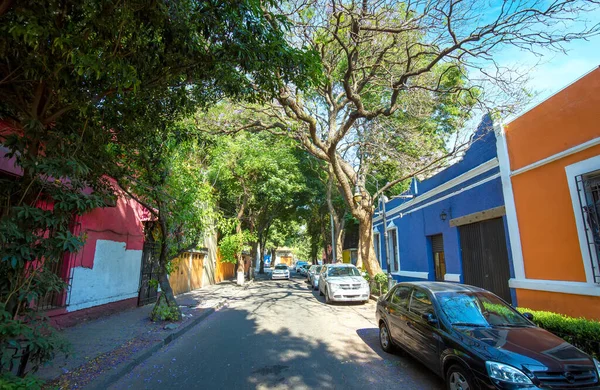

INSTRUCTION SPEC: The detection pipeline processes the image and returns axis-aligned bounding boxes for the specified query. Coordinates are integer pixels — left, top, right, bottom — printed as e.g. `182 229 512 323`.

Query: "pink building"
0 122 154 328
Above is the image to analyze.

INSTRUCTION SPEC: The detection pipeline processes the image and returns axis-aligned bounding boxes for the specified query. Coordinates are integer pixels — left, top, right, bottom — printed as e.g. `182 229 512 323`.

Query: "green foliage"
219 230 256 264
0 373 44 390
0 305 70 377
365 273 390 295
150 295 182 322
517 308 600 359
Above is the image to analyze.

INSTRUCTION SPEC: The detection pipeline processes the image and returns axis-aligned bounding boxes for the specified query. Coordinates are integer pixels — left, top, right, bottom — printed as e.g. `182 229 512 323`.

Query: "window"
430 234 446 281
575 170 600 284
373 232 381 266
328 266 361 277
409 288 434 316
387 228 399 272
391 286 412 309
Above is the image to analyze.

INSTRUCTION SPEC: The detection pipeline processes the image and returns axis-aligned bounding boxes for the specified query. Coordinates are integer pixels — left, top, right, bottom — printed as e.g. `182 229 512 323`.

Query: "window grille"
575 172 600 284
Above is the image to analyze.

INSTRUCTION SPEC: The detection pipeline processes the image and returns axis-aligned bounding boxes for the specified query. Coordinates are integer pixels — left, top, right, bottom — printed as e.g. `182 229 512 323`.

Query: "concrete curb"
370 294 380 301
88 298 230 390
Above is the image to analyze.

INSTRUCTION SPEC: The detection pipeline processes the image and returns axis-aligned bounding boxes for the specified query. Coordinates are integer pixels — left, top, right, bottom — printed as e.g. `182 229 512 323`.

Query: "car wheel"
325 288 331 304
446 365 474 390
379 322 394 353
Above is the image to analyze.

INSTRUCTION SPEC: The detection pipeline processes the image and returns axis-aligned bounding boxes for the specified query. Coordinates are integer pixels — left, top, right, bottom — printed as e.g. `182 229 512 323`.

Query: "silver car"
308 265 323 290
318 264 369 304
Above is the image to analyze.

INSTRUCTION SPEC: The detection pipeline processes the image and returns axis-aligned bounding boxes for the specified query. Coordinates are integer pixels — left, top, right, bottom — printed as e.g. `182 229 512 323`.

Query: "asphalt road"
110 272 444 390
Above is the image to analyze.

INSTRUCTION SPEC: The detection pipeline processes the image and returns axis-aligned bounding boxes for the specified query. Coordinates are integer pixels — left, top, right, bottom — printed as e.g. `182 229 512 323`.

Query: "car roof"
396 281 488 294
325 263 357 268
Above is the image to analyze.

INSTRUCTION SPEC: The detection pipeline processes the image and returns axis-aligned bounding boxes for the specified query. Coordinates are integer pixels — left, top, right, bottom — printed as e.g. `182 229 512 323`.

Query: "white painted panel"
68 240 142 312
444 273 461 282
509 278 600 297
395 270 429 279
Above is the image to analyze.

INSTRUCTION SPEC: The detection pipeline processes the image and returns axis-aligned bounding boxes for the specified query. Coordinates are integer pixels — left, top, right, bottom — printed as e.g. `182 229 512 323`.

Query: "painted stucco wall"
373 116 508 284
502 68 600 319
68 240 142 312
66 183 149 312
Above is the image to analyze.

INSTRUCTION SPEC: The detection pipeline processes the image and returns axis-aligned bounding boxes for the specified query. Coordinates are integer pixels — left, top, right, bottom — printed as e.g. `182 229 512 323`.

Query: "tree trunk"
152 214 182 320
320 220 331 263
259 241 265 274
249 241 257 280
357 212 383 276
334 217 345 263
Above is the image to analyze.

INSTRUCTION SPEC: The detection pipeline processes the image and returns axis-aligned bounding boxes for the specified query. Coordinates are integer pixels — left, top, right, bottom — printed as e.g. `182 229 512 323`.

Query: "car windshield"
328 267 360 277
275 265 288 270
436 291 531 327
315 266 323 273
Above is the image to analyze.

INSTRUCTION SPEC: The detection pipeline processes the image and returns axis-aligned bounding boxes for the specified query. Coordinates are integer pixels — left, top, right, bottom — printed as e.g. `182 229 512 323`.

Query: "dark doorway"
430 234 446 281
138 241 159 306
459 218 512 303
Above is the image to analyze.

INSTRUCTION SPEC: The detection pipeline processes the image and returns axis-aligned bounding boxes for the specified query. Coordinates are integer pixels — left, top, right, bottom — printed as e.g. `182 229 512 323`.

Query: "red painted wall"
74 181 151 268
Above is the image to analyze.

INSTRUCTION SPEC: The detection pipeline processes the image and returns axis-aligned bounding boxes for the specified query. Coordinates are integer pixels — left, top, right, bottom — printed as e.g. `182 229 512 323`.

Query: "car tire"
325 288 331 304
446 364 475 390
379 322 394 353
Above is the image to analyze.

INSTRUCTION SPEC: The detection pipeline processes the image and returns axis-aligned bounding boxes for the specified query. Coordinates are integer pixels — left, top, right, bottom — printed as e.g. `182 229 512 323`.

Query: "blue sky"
513 34 600 107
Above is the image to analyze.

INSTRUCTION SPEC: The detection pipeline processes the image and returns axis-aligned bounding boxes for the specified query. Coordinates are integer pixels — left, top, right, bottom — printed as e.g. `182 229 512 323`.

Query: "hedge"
517 308 600 359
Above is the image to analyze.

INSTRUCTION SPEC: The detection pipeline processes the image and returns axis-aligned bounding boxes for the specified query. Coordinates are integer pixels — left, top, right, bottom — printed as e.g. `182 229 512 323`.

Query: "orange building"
496 66 600 319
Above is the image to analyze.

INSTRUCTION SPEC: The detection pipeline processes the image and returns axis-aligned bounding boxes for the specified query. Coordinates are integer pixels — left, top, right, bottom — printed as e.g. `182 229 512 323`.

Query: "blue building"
373 116 515 303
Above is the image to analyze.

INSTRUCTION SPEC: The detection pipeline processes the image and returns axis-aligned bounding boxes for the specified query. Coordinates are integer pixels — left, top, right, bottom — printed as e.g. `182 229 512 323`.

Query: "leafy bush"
150 294 182 322
517 308 600 359
365 273 390 296
0 305 70 378
0 373 44 390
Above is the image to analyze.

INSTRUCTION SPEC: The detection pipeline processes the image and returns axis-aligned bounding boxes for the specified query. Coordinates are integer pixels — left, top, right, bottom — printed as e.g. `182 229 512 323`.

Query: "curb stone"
87 289 239 390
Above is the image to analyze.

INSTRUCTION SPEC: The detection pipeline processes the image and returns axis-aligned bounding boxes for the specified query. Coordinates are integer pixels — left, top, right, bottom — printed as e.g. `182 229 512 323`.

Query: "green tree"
109 117 214 320
0 0 319 377
207 131 324 278
202 0 599 275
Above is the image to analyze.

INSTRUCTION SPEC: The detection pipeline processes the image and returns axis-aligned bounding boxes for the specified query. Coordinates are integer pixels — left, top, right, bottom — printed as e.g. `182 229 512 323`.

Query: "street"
110 273 444 390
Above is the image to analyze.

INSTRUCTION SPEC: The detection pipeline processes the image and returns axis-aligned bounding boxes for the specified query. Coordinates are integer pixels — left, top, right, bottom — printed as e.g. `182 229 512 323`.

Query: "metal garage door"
459 217 512 303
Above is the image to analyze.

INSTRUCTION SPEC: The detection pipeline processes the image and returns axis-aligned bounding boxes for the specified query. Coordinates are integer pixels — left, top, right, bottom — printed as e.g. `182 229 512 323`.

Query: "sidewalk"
37 280 249 389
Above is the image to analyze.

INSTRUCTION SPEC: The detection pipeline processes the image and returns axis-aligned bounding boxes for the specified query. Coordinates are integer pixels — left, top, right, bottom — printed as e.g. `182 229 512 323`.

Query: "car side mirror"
422 313 438 326
522 312 534 321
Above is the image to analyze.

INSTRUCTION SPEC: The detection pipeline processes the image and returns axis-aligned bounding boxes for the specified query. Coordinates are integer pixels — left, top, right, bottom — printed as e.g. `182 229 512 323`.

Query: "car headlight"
329 283 340 292
594 358 600 378
486 362 533 385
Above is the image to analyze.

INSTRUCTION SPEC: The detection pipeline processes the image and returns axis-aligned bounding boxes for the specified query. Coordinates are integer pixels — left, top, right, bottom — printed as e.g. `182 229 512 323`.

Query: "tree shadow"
113 279 444 390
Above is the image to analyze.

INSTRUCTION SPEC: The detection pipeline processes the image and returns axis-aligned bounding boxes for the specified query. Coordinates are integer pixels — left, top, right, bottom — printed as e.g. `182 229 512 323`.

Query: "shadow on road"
115 274 444 390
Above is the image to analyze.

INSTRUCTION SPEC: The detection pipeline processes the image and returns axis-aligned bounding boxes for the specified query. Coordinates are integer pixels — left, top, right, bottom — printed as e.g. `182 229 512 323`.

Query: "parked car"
295 261 308 272
300 264 311 275
309 265 323 290
271 264 290 280
318 264 369 304
377 281 600 390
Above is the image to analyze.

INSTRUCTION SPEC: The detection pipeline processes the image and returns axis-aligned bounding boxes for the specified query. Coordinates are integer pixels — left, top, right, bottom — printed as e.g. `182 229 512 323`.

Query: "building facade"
373 116 516 303
497 67 600 319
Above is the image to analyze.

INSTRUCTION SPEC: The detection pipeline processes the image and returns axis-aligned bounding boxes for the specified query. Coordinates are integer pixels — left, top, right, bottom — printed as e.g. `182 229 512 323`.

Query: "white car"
318 264 370 304
271 264 290 280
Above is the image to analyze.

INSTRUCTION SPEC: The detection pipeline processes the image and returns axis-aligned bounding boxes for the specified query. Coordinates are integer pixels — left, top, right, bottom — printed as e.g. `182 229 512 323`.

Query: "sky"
507 34 600 117
451 6 600 144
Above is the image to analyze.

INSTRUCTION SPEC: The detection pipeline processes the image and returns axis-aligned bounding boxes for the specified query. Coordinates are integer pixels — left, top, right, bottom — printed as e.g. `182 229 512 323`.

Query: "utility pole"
380 195 394 291
330 213 336 263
